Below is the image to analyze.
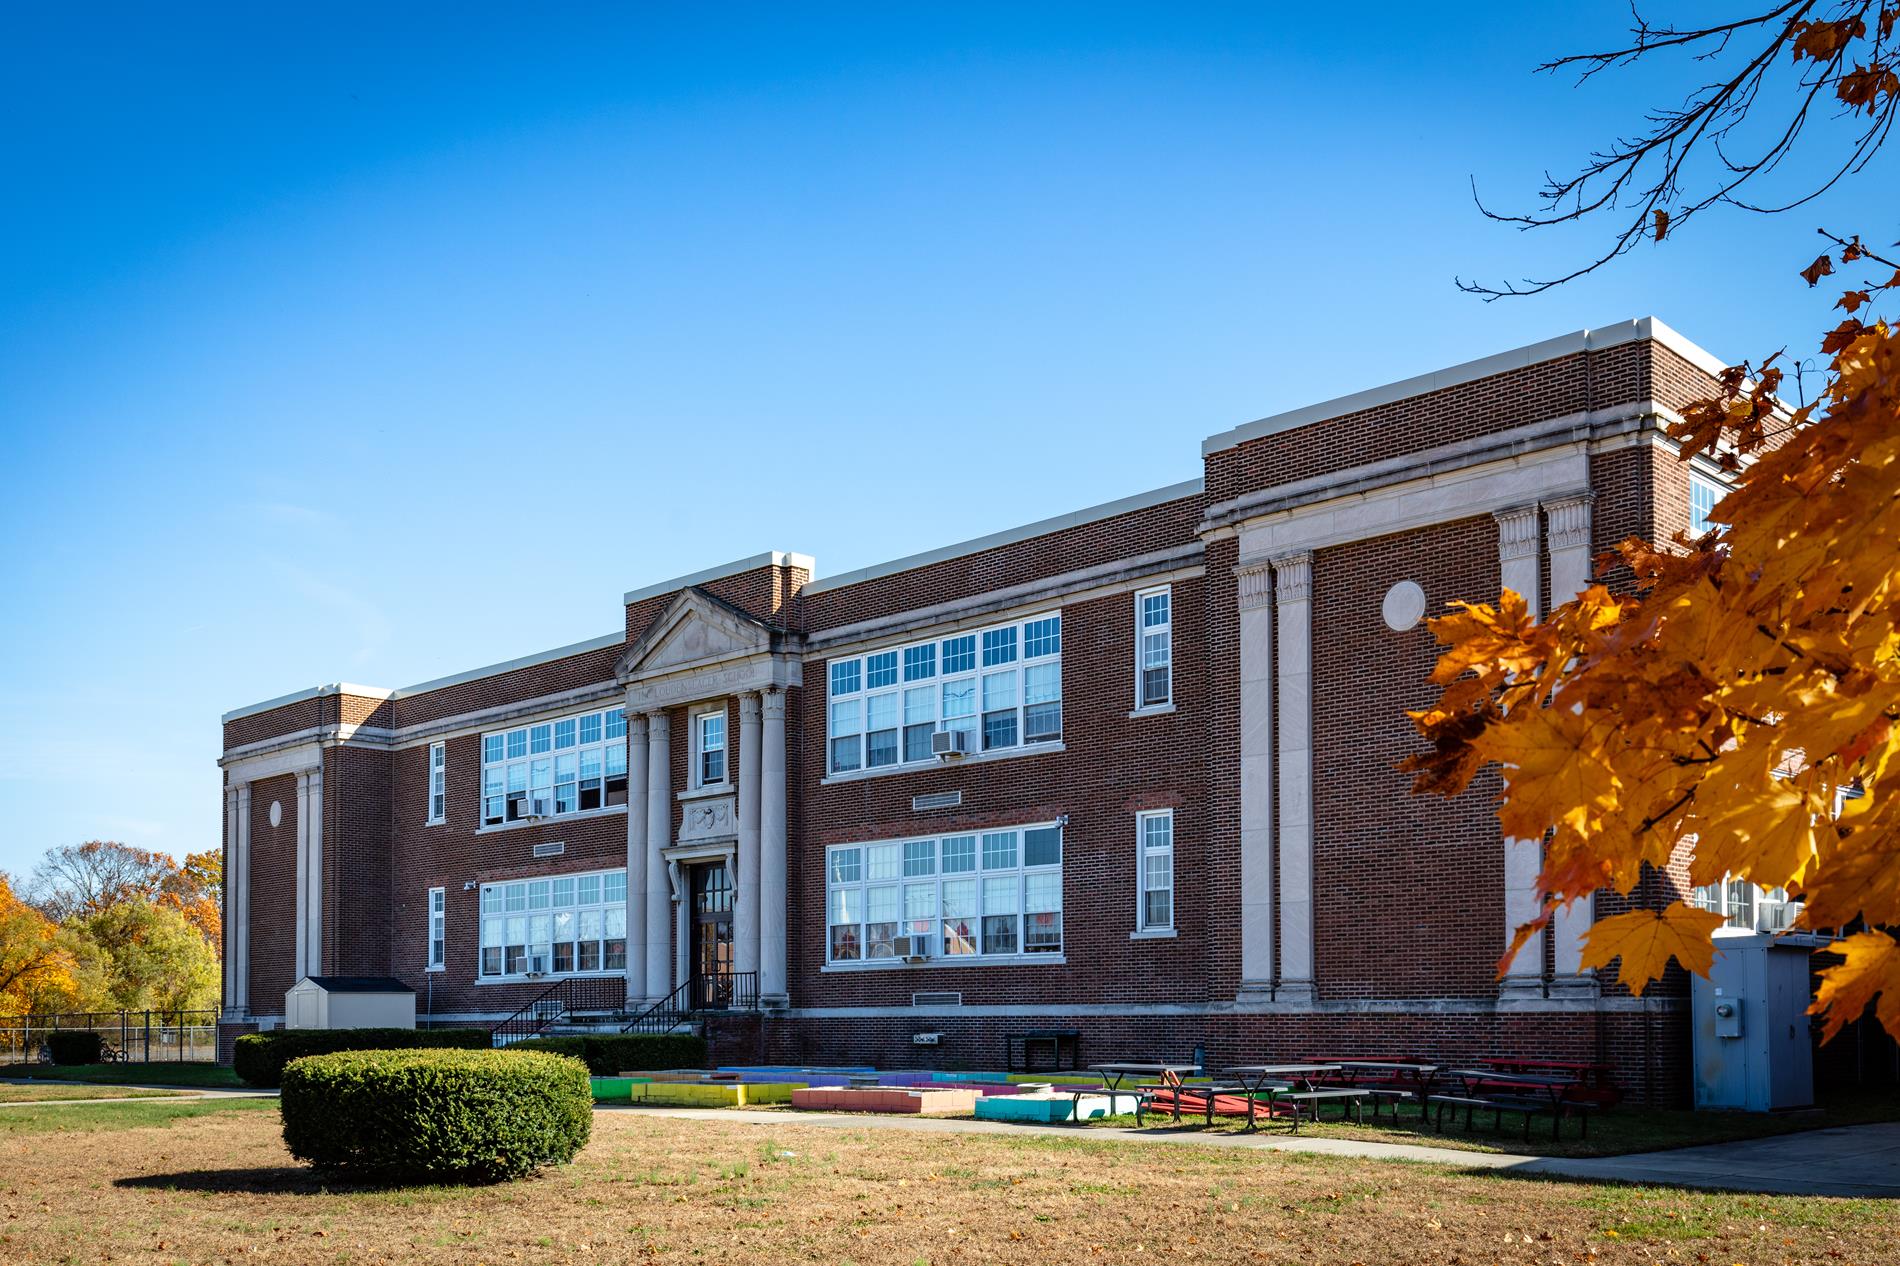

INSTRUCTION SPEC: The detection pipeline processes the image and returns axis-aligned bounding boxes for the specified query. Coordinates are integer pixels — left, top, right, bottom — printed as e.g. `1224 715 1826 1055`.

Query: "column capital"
739 691 762 723
645 708 669 734
1234 558 1275 612
1493 504 1541 560
761 689 788 721
1270 551 1313 604
1542 492 1595 553
626 710 649 739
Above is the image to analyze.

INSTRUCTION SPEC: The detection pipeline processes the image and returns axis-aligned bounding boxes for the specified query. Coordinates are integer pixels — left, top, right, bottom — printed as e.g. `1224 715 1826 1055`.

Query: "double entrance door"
688 860 735 1009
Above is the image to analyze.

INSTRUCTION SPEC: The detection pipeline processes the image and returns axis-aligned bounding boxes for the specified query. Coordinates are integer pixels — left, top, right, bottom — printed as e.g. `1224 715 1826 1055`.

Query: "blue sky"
0 3 1885 879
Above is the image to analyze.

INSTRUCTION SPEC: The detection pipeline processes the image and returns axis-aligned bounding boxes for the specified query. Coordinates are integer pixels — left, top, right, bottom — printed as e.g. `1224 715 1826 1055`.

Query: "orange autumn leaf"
1812 931 1900 1043
1580 903 1727 997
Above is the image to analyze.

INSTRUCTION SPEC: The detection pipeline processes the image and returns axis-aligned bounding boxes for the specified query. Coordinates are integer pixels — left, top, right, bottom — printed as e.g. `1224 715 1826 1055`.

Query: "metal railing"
490 976 631 1046
621 971 758 1035
0 1010 219 1064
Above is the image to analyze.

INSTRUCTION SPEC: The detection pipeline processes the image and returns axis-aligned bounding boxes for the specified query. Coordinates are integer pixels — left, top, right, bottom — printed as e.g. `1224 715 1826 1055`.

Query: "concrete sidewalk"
617 1106 1900 1198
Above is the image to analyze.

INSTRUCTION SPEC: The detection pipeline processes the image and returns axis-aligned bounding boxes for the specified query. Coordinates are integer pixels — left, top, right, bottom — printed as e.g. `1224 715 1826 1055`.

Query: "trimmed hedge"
506 1032 706 1075
281 1048 591 1183
45 1030 105 1065
234 1027 491 1088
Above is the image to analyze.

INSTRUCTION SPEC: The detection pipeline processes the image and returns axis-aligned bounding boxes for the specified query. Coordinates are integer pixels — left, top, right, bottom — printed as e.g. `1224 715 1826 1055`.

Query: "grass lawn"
0 1062 244 1088
0 1084 184 1104
0 1102 1891 1264
1081 1088 1900 1158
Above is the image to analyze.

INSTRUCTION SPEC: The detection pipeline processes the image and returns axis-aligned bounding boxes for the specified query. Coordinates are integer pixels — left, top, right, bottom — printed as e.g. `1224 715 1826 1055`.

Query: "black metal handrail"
620 971 759 1034
490 976 630 1046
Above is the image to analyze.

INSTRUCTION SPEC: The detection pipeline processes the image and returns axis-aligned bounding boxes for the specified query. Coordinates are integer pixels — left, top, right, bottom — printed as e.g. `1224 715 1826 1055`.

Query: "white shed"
285 976 418 1030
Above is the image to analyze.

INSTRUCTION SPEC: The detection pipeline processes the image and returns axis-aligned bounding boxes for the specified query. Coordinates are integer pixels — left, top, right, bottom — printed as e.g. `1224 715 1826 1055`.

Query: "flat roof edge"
1201 316 1731 456
803 477 1204 596
222 682 394 725
622 550 816 606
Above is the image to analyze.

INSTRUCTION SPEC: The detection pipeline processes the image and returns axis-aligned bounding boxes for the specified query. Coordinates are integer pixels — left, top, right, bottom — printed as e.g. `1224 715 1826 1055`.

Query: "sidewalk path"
614 1106 1900 1198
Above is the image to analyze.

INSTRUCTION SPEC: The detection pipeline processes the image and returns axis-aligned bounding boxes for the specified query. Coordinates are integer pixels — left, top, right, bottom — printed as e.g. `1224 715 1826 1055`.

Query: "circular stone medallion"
269 800 284 828
1382 580 1427 632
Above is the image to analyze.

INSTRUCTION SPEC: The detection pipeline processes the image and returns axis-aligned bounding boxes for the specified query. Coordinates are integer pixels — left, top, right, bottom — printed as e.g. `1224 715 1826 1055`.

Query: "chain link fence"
0 1010 219 1064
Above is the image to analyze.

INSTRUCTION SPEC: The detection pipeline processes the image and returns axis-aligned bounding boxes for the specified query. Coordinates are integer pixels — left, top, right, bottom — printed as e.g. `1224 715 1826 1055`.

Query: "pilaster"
759 689 789 1007
1543 493 1598 994
644 710 672 1002
1494 504 1545 1000
1234 558 1275 1000
624 712 650 1003
735 692 763 979
1271 550 1314 1002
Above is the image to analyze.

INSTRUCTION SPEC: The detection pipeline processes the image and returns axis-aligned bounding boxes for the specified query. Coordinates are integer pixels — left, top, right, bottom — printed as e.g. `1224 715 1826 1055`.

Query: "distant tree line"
0 840 221 1016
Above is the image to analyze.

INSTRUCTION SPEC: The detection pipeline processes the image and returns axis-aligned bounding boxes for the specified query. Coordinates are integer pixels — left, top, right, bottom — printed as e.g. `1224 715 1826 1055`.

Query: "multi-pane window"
427 887 446 969
1689 472 1722 537
826 614 1061 775
481 707 628 826
427 742 446 824
478 868 627 977
1137 810 1174 931
695 709 727 786
1693 876 1794 931
826 824 1062 963
1136 586 1173 708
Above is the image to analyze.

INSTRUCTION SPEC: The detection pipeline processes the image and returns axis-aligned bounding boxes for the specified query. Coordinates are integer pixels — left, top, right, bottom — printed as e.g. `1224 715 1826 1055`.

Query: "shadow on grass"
113 1166 494 1194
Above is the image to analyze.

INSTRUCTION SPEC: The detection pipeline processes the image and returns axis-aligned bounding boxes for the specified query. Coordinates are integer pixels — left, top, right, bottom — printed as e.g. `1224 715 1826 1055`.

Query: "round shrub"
45 1030 104 1065
234 1026 491 1088
280 1048 592 1183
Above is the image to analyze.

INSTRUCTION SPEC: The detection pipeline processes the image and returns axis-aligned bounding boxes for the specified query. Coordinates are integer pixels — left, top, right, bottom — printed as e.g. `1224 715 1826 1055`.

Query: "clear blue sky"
0 3 1884 878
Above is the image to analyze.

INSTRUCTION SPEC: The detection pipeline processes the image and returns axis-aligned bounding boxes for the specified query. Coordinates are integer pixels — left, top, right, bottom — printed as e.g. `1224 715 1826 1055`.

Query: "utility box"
285 976 417 1031
1691 931 1819 1111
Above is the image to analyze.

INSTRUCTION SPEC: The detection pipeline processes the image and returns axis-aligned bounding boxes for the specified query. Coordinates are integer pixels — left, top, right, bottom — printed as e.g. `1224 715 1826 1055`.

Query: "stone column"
673 862 690 990
293 764 323 980
1544 494 1598 994
625 712 649 1004
759 689 789 1007
223 783 251 1019
644 710 673 1002
1272 551 1315 1004
1495 505 1546 1000
1235 559 1275 1001
735 692 763 979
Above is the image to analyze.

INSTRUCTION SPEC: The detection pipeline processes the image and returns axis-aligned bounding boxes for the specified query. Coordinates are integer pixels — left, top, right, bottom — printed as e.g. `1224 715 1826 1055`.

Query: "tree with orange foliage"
1412 5 1900 1040
0 872 79 1014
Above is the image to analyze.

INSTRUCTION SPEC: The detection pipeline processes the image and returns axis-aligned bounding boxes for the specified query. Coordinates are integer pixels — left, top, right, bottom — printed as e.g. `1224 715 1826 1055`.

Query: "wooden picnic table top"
1331 1060 1439 1073
1089 1062 1200 1076
1450 1069 1580 1089
1225 1064 1342 1077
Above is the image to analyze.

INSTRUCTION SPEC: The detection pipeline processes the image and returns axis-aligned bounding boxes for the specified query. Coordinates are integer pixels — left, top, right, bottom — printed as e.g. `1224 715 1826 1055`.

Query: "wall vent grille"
911 791 963 811
911 991 963 1008
532 841 566 859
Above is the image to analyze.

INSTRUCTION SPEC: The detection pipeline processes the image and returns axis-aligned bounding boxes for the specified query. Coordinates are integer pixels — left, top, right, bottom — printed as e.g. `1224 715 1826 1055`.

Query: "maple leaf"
1800 253 1836 286
1812 931 1900 1042
1579 904 1726 997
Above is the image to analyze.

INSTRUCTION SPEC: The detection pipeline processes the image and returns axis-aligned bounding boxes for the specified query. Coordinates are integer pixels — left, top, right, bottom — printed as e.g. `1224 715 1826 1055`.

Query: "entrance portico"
616 586 800 1007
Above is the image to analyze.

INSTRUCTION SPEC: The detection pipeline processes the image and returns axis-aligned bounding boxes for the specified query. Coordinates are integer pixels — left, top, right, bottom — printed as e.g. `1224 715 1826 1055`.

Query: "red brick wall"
246 773 298 1008
1311 516 1506 1000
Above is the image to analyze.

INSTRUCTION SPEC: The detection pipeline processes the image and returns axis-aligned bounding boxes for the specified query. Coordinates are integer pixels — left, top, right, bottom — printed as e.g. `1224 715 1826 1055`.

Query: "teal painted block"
974 1095 1074 1123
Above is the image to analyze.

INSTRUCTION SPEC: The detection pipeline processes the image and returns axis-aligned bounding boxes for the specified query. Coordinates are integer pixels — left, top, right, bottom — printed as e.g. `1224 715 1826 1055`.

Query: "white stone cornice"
1270 552 1313 603
1234 560 1275 612
1493 504 1541 561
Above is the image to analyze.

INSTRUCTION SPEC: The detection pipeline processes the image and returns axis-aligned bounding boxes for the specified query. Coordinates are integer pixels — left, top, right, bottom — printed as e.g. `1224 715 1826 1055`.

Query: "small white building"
285 976 417 1031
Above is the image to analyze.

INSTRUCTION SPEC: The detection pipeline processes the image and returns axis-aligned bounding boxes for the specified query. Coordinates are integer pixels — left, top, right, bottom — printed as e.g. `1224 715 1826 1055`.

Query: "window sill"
424 817 446 827
822 954 1066 972
425 966 446 973
1130 927 1178 940
1128 703 1177 719
473 970 626 986
677 784 732 802
821 741 1066 786
476 805 628 834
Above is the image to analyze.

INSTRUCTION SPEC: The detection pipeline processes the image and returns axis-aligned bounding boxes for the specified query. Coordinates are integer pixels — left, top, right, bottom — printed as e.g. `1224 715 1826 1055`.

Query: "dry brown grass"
0 1084 182 1104
0 1102 1891 1265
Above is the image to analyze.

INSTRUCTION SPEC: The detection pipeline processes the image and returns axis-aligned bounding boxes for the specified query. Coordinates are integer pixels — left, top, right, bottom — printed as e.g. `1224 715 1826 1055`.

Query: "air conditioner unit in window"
893 935 931 963
526 798 551 819
525 954 549 977
931 729 971 759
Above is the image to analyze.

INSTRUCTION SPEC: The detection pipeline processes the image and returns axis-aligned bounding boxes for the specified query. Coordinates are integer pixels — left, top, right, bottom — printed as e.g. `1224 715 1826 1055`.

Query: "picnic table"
1329 1060 1440 1121
1088 1063 1201 1123
1223 1064 1345 1131
1479 1057 1621 1105
1441 1068 1593 1139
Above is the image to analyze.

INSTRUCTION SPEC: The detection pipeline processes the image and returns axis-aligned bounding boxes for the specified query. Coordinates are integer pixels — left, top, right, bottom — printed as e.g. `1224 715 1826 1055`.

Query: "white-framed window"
427 742 446 824
825 614 1061 775
825 823 1062 964
480 707 627 827
478 867 627 978
1136 586 1172 709
1137 809 1174 931
426 887 446 970
694 707 728 787
1692 877 1795 932
1689 472 1723 537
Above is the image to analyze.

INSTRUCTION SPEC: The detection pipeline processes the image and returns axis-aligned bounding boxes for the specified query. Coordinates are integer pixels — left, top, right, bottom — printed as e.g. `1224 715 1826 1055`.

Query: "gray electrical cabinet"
1691 931 1820 1111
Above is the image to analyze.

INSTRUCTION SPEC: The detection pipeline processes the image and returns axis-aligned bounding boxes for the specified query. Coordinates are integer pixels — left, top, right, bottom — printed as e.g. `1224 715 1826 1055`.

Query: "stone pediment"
617 588 774 683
